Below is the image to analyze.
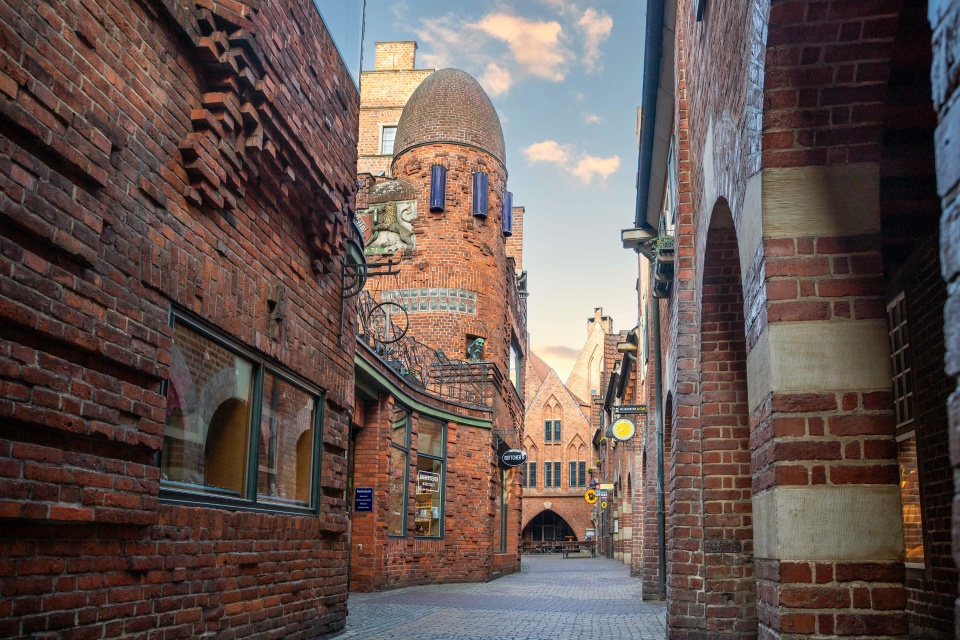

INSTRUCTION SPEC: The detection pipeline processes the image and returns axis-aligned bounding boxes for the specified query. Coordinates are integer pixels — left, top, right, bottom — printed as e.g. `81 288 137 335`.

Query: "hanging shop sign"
584 489 598 504
417 470 440 493
615 404 647 415
499 448 527 468
601 501 608 509
611 418 636 442
597 490 609 499
354 487 374 512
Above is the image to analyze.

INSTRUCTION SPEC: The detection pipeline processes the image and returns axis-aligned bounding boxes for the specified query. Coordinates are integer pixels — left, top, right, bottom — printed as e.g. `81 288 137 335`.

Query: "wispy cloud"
411 5 613 96
474 14 569 81
524 140 619 185
577 8 613 72
540 345 579 359
582 112 603 124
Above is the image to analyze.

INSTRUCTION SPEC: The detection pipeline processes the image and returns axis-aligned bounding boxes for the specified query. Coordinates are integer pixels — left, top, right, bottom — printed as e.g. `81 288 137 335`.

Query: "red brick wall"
0 0 359 637
700 221 757 637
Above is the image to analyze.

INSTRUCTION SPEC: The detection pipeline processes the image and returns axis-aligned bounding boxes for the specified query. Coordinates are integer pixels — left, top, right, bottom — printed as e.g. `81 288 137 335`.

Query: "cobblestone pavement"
337 554 667 639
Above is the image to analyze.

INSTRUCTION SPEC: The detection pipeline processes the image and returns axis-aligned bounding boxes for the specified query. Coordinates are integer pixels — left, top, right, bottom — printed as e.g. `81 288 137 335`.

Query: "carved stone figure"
467 338 485 361
364 200 416 254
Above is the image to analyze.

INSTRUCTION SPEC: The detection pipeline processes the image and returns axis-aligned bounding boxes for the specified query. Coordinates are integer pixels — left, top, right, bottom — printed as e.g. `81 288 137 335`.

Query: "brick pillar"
929 0 960 635
743 169 907 638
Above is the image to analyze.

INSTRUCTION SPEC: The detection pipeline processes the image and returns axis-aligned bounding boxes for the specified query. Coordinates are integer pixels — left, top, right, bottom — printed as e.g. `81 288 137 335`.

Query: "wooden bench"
557 539 596 558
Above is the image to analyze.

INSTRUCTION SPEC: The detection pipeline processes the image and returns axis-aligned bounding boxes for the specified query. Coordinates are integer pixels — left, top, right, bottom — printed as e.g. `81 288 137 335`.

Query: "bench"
556 539 596 558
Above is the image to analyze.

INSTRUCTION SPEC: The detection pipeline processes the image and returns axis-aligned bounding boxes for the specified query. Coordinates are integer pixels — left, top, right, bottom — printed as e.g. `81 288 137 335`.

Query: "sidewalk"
337 554 667 639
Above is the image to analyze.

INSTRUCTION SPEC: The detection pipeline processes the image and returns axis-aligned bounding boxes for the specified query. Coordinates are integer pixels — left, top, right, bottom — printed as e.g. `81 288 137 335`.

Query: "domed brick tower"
368 68 516 373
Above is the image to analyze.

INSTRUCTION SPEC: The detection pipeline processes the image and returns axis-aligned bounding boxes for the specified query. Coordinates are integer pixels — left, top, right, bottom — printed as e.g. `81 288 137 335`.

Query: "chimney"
589 307 613 334
374 41 418 71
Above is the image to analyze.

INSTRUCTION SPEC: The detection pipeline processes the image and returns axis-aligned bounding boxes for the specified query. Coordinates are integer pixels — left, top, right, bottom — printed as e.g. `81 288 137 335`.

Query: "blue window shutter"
430 165 446 212
472 172 488 218
501 190 513 236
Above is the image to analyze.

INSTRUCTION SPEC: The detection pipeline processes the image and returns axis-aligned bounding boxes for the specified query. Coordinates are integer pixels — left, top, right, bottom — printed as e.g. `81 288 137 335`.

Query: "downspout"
652 278 666 599
635 0 666 230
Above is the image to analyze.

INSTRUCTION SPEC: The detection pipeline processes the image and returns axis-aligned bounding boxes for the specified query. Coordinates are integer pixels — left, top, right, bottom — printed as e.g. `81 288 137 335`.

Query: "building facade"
348 64 528 590
625 0 960 637
521 352 594 545
0 0 361 638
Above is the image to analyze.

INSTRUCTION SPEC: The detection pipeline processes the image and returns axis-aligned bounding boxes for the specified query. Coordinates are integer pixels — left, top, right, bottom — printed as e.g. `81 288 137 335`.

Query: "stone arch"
521 505 588 542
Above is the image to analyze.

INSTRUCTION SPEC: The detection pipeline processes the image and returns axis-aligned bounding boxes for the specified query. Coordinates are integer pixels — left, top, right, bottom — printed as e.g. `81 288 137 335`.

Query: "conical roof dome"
393 68 505 165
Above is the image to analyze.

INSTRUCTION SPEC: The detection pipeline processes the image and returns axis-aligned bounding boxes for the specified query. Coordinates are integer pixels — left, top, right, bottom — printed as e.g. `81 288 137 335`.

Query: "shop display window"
414 417 446 537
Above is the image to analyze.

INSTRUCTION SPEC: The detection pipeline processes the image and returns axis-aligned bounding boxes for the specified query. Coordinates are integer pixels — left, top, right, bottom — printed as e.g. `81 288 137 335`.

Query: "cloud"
582 112 603 124
474 14 569 81
539 345 579 359
577 8 613 72
480 62 513 97
523 140 572 165
571 155 620 183
524 140 619 185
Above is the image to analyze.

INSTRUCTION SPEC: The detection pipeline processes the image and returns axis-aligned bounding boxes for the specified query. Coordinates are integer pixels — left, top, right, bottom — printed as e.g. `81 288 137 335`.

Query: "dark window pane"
529 462 537 487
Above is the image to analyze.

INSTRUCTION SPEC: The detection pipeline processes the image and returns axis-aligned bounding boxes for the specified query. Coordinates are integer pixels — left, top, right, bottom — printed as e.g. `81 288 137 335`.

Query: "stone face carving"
361 199 417 254
467 338 485 361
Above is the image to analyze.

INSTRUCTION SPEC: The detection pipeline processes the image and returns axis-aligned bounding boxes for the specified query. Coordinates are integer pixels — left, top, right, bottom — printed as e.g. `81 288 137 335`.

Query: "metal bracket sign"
614 404 647 415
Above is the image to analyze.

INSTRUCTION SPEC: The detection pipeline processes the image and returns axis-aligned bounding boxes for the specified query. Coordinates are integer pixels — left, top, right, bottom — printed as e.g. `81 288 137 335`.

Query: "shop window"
388 408 410 536
415 418 446 537
898 434 925 567
161 315 322 514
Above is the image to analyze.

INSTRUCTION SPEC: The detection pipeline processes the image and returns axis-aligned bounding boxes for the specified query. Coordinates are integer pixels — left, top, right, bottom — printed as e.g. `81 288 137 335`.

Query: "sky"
362 0 646 381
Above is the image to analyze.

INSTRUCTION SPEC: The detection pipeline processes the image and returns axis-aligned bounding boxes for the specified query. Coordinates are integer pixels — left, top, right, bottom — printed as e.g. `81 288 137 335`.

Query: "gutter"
635 0 667 231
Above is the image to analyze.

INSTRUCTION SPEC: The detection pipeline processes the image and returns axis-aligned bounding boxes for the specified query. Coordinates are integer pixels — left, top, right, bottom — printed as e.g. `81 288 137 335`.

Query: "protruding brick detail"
0 0 359 637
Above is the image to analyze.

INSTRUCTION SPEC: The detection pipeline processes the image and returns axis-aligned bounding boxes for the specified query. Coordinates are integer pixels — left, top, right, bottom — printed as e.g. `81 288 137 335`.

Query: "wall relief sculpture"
359 199 417 255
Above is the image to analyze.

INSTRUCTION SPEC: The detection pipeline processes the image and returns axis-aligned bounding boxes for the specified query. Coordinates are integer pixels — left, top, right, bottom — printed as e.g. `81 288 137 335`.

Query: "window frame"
578 461 586 488
544 419 552 442
569 461 576 488
544 460 552 488
553 461 561 488
414 417 447 539
388 408 412 537
528 461 537 488
160 311 324 517
553 419 561 442
380 124 398 155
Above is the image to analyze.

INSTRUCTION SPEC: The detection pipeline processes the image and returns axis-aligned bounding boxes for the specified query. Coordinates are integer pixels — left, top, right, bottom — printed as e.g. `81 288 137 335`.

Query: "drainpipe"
651 278 666 599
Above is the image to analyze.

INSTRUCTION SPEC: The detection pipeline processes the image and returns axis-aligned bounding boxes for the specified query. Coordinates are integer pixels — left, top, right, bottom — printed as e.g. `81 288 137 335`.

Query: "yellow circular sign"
611 418 636 442
584 489 597 504
601 501 608 509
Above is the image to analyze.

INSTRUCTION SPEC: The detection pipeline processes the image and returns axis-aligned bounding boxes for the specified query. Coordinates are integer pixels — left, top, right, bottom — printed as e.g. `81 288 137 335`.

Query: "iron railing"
356 291 491 408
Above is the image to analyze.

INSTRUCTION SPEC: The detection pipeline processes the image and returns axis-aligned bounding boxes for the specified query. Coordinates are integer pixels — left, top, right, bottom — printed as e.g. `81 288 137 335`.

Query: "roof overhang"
632 0 678 232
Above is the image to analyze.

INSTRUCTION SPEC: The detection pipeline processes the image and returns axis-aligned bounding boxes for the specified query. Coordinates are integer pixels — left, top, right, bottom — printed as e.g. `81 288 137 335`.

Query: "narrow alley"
339 555 666 640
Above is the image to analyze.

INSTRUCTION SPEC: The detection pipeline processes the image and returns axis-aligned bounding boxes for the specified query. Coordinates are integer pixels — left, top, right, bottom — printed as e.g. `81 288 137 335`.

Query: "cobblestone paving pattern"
337 554 666 639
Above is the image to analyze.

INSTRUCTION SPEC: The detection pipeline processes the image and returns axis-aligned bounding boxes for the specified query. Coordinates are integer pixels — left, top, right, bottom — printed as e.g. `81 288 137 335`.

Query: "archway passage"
700 205 756 637
523 510 576 546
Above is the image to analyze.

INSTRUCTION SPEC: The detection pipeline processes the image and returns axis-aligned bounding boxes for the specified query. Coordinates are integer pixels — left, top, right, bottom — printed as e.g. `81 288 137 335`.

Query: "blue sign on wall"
354 487 374 512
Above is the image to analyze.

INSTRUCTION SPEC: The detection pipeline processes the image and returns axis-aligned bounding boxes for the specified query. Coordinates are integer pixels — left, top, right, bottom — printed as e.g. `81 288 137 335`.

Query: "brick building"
357 42 433 177
623 0 960 637
348 62 528 590
0 0 362 638
520 351 594 546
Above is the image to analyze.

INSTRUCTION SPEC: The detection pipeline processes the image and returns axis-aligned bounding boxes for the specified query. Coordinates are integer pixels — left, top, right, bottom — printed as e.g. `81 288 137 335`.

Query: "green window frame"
553 461 561 488
578 461 586 487
160 312 323 516
528 461 537 488
553 420 561 442
544 460 552 488
569 461 576 487
414 417 446 538
388 408 411 537
544 419 552 442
